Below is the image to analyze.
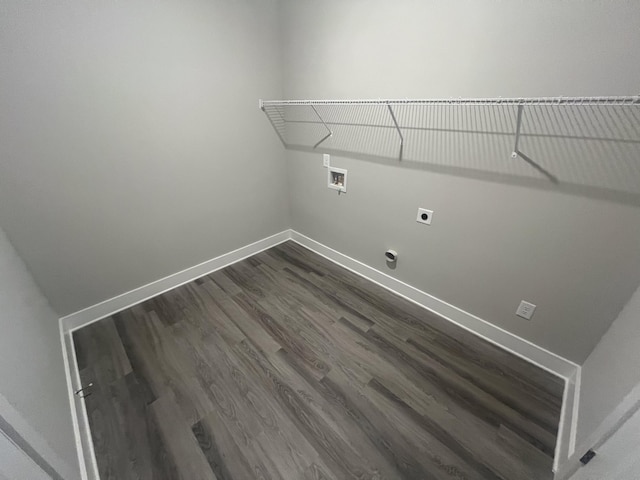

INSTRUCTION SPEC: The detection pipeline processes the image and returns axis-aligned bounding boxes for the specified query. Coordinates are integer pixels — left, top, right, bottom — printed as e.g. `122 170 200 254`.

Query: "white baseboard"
289 230 580 473
59 230 292 480
289 231 578 379
60 322 99 480
569 367 582 457
553 366 580 474
60 230 292 333
59 228 580 478
59 323 85 480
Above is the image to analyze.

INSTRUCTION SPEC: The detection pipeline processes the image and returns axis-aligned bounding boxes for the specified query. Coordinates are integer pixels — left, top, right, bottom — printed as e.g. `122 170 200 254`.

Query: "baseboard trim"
289 230 577 378
59 323 86 480
553 366 580 473
60 230 292 333
60 228 580 477
59 323 98 480
59 230 292 480
569 367 582 457
289 230 579 473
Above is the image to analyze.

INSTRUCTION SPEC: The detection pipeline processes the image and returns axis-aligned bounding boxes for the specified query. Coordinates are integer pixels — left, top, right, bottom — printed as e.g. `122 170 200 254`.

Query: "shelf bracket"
511 104 524 159
509 104 558 183
311 105 333 149
387 103 404 160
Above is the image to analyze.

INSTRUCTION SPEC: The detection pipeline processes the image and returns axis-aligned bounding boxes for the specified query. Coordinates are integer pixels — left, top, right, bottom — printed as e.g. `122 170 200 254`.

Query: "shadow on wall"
263 102 640 206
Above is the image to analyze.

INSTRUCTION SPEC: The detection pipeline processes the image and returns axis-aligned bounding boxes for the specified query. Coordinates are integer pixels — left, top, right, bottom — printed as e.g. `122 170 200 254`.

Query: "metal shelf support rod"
387 103 404 161
511 104 524 159
311 105 333 149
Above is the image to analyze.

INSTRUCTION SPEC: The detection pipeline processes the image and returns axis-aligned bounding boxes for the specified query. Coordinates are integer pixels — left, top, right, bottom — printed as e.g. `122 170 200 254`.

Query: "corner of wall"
556 284 640 479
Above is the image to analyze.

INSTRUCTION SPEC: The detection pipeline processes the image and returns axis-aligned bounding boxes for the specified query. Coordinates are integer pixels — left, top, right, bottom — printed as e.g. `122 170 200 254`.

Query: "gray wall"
281 0 640 363
570 401 640 480
0 0 289 316
576 284 640 448
0 227 78 479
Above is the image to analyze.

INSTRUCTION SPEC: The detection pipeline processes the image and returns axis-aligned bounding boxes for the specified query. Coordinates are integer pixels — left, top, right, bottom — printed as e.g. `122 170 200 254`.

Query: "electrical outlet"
416 208 433 225
323 154 330 167
516 301 536 320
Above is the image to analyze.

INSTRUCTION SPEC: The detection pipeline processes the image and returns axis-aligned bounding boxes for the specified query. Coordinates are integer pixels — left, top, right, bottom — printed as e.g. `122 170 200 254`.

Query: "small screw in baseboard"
579 449 596 465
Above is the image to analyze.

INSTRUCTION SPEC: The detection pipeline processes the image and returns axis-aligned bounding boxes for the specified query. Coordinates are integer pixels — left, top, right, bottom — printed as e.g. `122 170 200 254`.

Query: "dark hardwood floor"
73 241 564 480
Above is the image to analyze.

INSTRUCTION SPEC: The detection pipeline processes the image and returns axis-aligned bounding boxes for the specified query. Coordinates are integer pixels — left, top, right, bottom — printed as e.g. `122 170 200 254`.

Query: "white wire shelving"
261 96 640 107
259 96 640 176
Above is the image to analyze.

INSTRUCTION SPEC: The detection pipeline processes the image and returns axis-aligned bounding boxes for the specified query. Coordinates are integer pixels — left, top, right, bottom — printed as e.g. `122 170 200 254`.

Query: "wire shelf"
260 96 640 194
262 96 640 108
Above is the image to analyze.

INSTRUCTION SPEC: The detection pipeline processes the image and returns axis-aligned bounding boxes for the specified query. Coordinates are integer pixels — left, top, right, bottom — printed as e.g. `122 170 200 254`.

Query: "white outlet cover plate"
323 154 330 167
516 300 537 320
416 208 433 225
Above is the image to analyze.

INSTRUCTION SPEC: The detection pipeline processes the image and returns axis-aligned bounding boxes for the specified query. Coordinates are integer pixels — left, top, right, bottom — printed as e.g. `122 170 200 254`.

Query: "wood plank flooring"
74 241 564 480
